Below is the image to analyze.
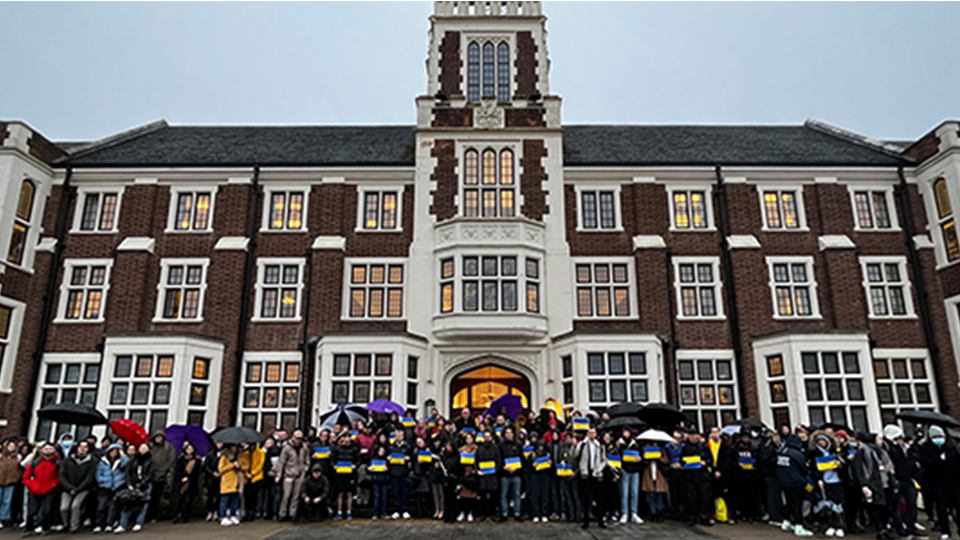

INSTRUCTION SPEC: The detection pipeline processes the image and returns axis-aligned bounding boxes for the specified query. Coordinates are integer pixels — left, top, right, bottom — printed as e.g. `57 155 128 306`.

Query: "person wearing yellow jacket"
218 446 242 526
241 445 266 520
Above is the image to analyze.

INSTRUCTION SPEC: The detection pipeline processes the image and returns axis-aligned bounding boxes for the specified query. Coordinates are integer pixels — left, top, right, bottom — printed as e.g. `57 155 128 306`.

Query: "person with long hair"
428 438 445 520
172 442 199 523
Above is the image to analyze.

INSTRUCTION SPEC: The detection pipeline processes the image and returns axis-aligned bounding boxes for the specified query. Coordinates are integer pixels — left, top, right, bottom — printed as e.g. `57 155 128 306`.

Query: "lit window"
172 191 212 231
672 190 709 229
58 260 112 322
463 147 514 218
762 189 802 229
767 257 818 318
580 190 618 230
674 258 723 319
440 258 455 313
678 356 737 433
265 190 305 231
933 178 959 262
7 180 36 265
240 357 300 433
347 261 405 318
861 257 913 318
0 305 12 376
156 259 208 321
574 260 632 318
852 190 894 230
361 191 399 230
255 259 304 320
77 191 120 232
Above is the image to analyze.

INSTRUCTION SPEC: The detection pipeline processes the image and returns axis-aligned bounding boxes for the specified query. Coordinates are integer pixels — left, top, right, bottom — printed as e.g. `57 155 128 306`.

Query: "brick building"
2 1 960 440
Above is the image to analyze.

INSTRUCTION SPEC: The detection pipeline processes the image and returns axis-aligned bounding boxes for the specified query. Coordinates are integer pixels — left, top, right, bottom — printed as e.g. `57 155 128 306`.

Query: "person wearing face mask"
918 426 960 540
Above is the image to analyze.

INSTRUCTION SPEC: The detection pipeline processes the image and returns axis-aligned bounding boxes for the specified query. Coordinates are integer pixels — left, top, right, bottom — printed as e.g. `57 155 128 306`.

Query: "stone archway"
443 354 539 417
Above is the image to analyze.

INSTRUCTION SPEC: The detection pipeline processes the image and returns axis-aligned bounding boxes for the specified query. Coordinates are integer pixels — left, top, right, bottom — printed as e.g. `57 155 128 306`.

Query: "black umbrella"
319 404 369 431
607 403 644 418
735 418 769 432
638 403 685 430
37 402 107 426
602 416 645 431
211 426 263 445
896 410 960 429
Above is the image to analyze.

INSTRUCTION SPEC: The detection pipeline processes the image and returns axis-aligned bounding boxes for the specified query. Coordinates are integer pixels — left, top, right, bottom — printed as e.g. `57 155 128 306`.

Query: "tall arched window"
7 180 36 265
462 147 515 218
497 42 510 103
467 42 480 103
482 42 495 98
934 178 959 261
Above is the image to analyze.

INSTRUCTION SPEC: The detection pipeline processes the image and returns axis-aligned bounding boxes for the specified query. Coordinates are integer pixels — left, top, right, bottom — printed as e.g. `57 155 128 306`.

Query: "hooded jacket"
97 449 128 490
61 452 97 493
149 436 176 482
776 435 808 489
0 445 23 486
125 452 152 492
277 440 311 480
852 440 894 505
24 453 60 496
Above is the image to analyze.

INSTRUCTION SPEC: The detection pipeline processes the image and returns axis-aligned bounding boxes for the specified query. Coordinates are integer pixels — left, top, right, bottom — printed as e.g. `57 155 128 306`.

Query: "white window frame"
675 350 739 433
796 350 871 432
342 258 407 320
584 351 652 407
462 34 515 103
766 256 820 320
55 258 114 324
71 186 124 233
261 186 309 232
253 258 306 322
871 349 938 431
239 352 303 434
847 185 899 231
165 186 216 234
859 256 916 319
329 352 394 405
673 257 724 320
356 186 403 232
572 257 637 320
668 185 715 231
153 258 211 323
757 184 808 231
575 185 623 232
0 297 25 392
32 353 102 441
460 145 518 219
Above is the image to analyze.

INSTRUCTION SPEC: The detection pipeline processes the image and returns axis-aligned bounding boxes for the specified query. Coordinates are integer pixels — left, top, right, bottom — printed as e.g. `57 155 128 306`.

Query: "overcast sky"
1 2 956 142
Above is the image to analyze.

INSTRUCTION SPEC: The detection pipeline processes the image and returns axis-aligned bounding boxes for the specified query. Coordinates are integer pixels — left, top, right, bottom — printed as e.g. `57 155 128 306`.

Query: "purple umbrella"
165 424 213 457
483 394 524 421
365 399 406 415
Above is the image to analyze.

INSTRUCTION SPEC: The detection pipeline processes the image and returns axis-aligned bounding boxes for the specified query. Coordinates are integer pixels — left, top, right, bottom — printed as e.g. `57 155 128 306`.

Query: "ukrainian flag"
418 451 433 463
349 430 359 440
816 455 839 471
523 445 533 458
476 433 485 443
313 446 330 460
369 460 387 473
479 461 496 475
738 457 756 470
557 463 573 477
608 455 622 469
643 447 661 460
460 452 475 465
336 461 354 474
534 456 551 471
389 453 405 465
462 427 476 435
388 433 397 444
401 417 416 428
623 449 640 463
682 456 702 469
573 418 589 431
504 457 522 471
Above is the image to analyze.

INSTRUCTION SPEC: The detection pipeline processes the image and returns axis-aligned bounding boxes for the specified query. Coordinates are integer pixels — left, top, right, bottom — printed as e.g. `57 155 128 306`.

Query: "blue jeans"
219 492 240 518
372 483 389 517
119 484 152 529
0 485 14 521
620 471 639 518
647 492 665 515
500 476 521 517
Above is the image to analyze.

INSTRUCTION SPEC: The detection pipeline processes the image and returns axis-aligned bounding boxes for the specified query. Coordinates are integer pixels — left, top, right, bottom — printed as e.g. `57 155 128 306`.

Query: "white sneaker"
542 517 549 523
35 527 44 535
391 512 400 520
782 521 793 532
220 518 231 527
941 535 950 540
826 528 836 537
105 526 113 533
467 513 474 522
533 517 540 523
230 516 240 525
52 525 64 532
835 530 845 538
114 527 125 534
402 512 411 520
795 525 814 537
84 519 92 527
632 514 643 524
93 527 103 534
132 524 142 532
457 512 464 522
619 515 627 524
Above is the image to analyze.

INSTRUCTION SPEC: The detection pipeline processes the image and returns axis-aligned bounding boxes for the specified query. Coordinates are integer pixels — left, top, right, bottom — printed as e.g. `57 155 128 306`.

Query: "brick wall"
519 140 548 221
439 31 462 97
515 31 538 99
429 140 458 222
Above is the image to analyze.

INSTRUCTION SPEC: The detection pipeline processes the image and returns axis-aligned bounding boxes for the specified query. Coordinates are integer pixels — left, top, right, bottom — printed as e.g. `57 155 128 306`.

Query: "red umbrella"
110 418 148 446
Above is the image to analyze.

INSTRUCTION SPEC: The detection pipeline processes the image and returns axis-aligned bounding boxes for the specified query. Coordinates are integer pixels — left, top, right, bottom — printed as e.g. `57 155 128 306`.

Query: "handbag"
115 487 149 506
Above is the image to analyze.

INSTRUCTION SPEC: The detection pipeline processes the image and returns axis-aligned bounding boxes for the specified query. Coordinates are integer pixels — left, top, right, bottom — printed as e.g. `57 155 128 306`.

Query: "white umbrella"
637 428 676 444
721 425 741 436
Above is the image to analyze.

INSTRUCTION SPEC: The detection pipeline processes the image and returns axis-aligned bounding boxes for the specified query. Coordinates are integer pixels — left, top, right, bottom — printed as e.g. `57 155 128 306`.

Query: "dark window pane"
631 381 648 402
589 381 606 402
805 380 823 401
610 381 627 402
847 379 864 401
826 380 844 401
843 352 860 374
628 353 646 375
697 360 713 381
823 353 840 374
802 353 819 374
678 360 694 381
608 353 625 375
562 355 573 379
587 354 604 375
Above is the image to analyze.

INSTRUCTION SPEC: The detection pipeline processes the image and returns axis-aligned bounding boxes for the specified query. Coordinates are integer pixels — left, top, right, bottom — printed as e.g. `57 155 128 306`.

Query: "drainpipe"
230 166 261 425
298 244 315 428
664 248 678 405
896 166 948 413
23 167 75 436
714 165 750 419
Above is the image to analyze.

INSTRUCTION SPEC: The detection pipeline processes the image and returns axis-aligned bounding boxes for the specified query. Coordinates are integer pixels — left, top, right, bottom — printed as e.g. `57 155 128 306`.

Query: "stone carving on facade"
475 99 504 130
442 352 541 373
436 220 546 248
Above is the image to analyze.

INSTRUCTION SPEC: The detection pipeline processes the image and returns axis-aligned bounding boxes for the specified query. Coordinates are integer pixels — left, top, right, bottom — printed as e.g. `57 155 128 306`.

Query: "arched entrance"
450 364 530 417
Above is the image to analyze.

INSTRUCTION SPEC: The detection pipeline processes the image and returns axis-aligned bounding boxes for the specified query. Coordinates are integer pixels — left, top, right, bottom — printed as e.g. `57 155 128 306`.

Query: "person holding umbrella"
275 430 309 521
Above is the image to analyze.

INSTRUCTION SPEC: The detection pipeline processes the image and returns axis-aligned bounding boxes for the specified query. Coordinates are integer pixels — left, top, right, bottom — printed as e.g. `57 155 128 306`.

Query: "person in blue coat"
93 444 127 533
778 434 813 537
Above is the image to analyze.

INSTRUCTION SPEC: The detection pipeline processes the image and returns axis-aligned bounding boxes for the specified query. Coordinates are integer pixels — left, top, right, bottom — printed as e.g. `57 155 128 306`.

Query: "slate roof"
57 122 910 168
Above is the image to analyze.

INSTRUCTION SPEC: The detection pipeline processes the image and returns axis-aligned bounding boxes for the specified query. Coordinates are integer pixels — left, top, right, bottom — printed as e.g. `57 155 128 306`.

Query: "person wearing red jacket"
23 442 60 535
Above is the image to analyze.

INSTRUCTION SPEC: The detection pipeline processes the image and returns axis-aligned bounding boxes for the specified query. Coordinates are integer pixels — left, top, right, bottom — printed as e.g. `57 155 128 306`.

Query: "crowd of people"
3 407 960 540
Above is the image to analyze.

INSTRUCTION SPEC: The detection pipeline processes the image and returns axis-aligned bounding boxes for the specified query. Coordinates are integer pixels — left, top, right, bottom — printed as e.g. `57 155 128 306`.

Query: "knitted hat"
883 424 904 441
929 425 945 438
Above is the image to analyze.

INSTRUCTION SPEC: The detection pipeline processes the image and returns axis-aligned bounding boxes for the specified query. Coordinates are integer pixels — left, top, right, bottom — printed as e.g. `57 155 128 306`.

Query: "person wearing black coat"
680 432 713 526
730 434 762 523
202 446 222 521
410 438 433 518
777 434 812 536
707 427 737 523
300 465 330 521
755 432 781 525
427 438 445 520
529 442 553 522
331 436 359 520
475 432 500 520
60 441 97 533
882 425 920 538
388 431 412 519
440 442 460 523
497 428 524 521
117 445 152 533
172 442 200 523
918 426 960 539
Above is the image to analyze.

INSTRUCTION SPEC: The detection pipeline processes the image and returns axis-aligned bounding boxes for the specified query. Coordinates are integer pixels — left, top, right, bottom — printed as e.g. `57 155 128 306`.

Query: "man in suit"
575 428 607 529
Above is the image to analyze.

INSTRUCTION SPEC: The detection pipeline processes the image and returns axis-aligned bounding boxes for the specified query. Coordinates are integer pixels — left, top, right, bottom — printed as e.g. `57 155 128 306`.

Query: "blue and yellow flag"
573 418 589 431
682 456 702 469
349 430 359 440
608 455 622 469
623 449 640 463
495 426 504 437
313 446 330 460
738 457 755 470
557 463 573 477
388 433 397 444
460 452 475 465
418 450 433 463
389 453 405 465
534 456 551 471
462 427 476 436
476 433 486 443
401 417 416 428
522 445 533 458
479 461 496 475
643 447 661 460
816 455 838 471
369 460 387 473
428 418 437 429
336 461 355 474
504 456 522 471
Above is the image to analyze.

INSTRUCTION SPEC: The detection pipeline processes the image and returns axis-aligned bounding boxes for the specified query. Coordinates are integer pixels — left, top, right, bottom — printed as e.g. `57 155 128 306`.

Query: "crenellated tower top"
433 1 542 18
